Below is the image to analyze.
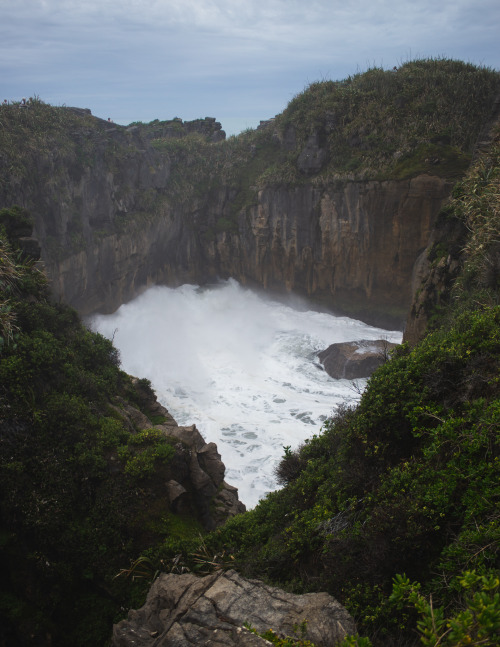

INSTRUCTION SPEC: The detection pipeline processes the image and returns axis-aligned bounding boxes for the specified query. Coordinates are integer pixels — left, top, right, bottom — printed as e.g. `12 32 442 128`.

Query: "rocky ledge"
318 339 398 379
112 569 355 647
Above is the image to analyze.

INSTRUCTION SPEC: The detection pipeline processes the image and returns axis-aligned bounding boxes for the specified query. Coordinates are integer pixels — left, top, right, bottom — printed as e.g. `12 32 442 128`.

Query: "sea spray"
89 280 402 507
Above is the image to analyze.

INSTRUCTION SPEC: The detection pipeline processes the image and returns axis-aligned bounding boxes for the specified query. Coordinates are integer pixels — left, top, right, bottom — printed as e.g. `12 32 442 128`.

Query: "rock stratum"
113 378 245 531
4 60 498 329
112 569 355 647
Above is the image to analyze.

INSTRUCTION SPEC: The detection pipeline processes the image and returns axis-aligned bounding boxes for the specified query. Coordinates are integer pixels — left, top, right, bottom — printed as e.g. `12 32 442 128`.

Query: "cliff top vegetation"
147 58 500 232
275 57 499 181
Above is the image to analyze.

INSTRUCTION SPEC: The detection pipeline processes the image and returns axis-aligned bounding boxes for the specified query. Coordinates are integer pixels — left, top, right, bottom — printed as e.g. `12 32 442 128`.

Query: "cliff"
404 90 500 343
1 60 498 328
1 60 500 647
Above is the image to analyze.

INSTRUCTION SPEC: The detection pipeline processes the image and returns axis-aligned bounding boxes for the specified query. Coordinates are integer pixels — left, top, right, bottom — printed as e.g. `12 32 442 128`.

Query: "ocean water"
89 280 402 508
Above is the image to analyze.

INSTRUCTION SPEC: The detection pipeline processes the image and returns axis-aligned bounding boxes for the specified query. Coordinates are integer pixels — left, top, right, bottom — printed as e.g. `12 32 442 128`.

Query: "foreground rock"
318 339 397 379
112 569 355 647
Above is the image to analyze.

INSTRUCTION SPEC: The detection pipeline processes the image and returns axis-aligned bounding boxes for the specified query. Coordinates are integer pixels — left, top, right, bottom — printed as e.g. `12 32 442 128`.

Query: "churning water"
89 280 402 508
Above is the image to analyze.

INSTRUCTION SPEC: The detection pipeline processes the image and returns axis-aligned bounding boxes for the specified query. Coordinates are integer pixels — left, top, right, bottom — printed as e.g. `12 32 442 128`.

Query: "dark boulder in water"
318 339 397 379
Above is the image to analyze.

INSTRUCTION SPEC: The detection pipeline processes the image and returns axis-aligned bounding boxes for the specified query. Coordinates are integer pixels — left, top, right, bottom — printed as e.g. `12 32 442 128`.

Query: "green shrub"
391 571 500 647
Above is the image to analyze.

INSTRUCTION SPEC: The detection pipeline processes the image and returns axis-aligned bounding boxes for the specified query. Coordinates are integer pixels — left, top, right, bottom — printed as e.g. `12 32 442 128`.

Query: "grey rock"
198 442 226 486
297 133 327 175
112 570 356 647
110 387 245 528
318 339 397 379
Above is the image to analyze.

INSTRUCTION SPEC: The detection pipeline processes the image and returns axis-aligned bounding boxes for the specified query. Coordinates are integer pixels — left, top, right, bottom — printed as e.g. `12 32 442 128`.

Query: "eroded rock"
113 383 246 529
318 339 397 379
112 569 356 647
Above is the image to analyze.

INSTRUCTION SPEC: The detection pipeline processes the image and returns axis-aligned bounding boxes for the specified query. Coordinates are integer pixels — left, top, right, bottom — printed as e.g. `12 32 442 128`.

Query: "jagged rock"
111 383 245 529
166 480 191 514
112 569 356 647
198 442 226 484
161 423 207 451
318 339 397 379
212 482 245 524
116 398 153 430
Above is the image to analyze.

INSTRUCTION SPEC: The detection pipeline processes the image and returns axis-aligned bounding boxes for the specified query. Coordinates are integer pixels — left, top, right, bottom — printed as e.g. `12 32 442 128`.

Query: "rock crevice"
112 570 356 647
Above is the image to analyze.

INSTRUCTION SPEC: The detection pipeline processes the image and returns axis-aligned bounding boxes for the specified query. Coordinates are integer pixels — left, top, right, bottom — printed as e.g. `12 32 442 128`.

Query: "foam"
89 280 402 507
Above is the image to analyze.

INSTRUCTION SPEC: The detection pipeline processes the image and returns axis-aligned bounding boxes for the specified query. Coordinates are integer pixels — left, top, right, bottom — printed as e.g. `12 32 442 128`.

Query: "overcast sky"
1 0 499 135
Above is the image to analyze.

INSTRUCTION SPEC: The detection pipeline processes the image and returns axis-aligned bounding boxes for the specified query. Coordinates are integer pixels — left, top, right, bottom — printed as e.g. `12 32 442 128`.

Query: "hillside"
0 208 244 645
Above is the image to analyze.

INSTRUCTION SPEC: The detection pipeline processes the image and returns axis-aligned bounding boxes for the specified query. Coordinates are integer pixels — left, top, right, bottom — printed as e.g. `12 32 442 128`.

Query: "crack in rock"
113 569 355 646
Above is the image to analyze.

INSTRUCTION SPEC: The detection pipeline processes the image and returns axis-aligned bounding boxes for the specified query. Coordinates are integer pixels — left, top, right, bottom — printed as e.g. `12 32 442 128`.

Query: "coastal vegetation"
0 207 204 645
195 117 499 646
0 58 499 645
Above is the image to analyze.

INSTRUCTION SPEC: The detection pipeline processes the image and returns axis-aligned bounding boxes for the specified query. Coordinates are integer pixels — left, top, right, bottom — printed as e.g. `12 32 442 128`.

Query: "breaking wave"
89 280 401 507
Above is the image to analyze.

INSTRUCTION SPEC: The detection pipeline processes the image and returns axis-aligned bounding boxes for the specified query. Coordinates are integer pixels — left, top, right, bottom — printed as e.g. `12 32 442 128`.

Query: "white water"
89 280 402 508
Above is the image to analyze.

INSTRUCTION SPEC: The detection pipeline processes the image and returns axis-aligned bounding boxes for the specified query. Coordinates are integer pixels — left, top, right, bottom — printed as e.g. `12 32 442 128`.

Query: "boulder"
318 339 397 379
112 569 356 647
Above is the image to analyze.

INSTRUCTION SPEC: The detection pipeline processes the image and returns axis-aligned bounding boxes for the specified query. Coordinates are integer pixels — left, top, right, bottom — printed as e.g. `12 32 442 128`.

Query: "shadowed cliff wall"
1 62 498 328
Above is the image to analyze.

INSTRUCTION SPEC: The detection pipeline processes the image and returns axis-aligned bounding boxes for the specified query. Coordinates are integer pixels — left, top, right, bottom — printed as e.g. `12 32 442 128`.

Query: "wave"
89 279 402 507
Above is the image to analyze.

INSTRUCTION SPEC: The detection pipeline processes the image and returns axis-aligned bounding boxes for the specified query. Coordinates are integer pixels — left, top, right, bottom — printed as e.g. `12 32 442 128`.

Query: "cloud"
1 0 499 134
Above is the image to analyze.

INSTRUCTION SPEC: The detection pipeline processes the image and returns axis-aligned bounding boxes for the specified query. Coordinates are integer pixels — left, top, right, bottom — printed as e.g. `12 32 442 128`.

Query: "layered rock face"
112 569 355 647
0 107 452 327
34 173 451 328
204 177 451 327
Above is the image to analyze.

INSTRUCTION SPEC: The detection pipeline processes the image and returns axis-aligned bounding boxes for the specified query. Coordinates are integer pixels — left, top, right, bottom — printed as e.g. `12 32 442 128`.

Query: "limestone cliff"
1 62 498 329
203 176 451 327
0 107 453 329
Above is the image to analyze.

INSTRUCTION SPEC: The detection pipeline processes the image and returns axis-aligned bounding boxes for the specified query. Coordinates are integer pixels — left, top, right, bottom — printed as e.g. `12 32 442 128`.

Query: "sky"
1 0 499 136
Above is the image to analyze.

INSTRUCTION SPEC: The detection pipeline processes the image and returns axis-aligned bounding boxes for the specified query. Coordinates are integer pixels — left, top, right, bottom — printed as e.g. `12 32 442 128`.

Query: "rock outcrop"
116 378 245 530
403 212 467 345
404 91 500 344
318 339 398 379
112 569 355 647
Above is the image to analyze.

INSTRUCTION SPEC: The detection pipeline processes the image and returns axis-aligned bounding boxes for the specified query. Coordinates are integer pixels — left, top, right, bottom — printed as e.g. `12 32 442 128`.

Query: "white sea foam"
89 279 402 508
